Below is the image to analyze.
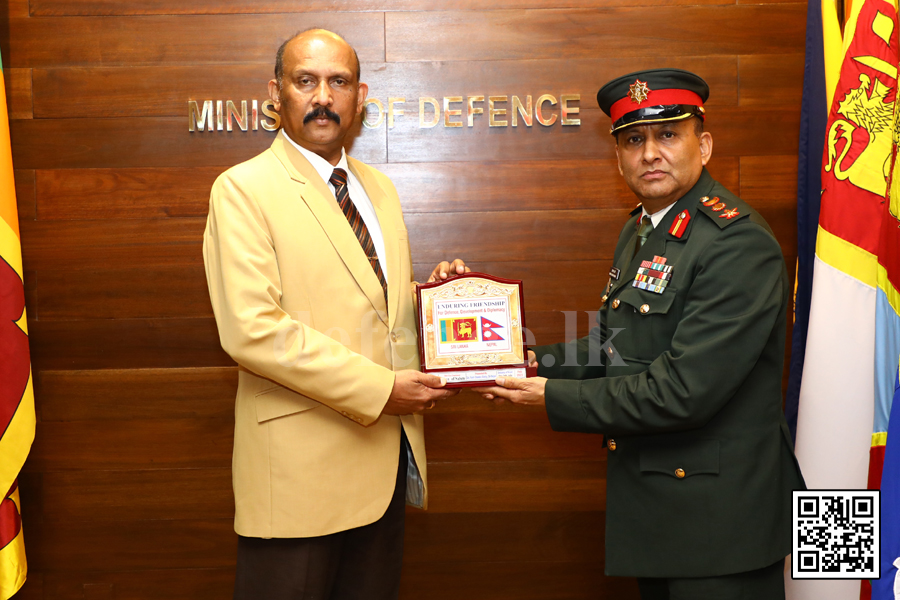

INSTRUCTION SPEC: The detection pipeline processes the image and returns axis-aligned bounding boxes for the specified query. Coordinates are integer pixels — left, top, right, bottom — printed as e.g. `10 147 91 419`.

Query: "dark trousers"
233 433 409 600
637 558 786 600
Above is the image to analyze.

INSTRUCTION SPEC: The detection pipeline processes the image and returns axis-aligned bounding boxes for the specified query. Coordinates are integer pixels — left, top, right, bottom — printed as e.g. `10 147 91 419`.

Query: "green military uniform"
534 167 805 578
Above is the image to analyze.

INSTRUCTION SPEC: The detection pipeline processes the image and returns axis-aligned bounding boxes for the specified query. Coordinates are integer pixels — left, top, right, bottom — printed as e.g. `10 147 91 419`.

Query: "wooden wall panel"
4 68 32 119
31 56 739 119
28 317 232 370
26 418 234 471
10 118 385 168
739 54 805 107
40 569 233 600
8 1 804 598
384 106 799 163
19 218 207 271
399 560 637 600
29 158 738 221
35 167 222 220
31 0 732 16
14 169 35 220
8 14 386 67
36 266 213 319
36 367 236 421
384 6 806 62
8 107 791 170
426 459 606 513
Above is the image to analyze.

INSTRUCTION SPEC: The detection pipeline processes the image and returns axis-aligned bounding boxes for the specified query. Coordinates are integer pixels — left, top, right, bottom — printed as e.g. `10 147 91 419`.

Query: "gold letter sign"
189 94 580 132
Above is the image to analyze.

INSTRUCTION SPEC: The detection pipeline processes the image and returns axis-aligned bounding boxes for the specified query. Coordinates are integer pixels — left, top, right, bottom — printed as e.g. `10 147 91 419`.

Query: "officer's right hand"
527 350 537 369
382 370 458 415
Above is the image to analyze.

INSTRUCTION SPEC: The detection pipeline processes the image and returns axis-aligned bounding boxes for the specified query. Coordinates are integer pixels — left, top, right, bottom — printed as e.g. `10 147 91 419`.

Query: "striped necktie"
329 168 388 308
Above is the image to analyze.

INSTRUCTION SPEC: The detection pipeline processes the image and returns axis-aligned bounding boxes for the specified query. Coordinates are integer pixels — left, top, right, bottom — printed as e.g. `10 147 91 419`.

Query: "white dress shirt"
642 201 677 229
283 133 388 279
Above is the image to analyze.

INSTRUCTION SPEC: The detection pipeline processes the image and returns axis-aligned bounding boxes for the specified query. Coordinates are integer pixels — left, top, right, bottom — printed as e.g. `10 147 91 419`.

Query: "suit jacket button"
611 299 621 309
607 439 617 451
390 332 398 342
640 304 650 314
675 468 685 478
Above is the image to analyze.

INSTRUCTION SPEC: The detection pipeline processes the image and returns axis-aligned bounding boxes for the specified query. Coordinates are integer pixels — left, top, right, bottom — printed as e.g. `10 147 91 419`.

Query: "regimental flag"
0 50 35 600
440 317 477 343
480 317 505 342
788 1 900 599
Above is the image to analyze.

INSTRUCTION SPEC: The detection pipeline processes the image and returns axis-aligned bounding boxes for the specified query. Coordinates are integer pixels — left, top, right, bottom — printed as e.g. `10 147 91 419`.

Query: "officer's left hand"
473 376 547 407
428 259 470 282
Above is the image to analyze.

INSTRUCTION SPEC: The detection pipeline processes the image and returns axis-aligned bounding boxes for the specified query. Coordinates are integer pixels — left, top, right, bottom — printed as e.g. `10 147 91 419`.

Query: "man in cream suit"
203 29 465 600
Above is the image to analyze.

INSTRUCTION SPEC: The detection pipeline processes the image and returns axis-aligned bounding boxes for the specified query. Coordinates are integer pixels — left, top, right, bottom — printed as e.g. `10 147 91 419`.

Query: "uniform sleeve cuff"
545 379 591 433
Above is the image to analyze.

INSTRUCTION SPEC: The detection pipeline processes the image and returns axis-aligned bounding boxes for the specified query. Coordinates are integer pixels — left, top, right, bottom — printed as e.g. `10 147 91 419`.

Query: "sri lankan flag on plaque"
440 317 478 343
0 48 36 600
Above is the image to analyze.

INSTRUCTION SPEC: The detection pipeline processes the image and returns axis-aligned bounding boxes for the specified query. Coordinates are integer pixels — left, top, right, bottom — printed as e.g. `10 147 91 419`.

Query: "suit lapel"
348 157 401 331
270 133 388 325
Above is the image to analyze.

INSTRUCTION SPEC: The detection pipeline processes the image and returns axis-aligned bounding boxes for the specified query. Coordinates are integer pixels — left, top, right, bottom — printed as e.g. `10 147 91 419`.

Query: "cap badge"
628 79 651 104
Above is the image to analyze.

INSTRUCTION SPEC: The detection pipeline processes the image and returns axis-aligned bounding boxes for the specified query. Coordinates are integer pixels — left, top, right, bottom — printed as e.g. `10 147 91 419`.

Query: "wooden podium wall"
2 0 803 598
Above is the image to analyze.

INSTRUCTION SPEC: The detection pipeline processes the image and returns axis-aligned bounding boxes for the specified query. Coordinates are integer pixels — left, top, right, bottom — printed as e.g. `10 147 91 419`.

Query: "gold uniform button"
611 299 621 309
607 439 617 451
601 294 609 303
640 304 650 314
675 468 685 479
390 332 398 342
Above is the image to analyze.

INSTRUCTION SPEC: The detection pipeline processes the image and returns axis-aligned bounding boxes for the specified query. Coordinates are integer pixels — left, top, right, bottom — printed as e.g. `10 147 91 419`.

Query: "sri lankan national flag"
439 317 477 343
0 50 35 600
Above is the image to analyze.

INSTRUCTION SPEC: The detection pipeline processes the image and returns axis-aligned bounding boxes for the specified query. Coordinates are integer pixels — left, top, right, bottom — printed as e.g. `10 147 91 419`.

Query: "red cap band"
610 89 704 123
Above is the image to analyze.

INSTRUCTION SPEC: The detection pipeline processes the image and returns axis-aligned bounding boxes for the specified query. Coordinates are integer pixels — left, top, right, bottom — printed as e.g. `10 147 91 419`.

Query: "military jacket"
534 169 805 578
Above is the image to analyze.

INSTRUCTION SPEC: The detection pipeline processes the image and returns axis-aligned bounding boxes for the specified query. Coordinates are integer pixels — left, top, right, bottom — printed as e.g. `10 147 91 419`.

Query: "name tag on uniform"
609 267 621 281
633 255 673 294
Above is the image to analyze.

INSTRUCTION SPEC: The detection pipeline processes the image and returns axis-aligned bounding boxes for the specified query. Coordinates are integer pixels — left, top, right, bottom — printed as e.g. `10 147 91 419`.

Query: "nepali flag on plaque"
480 316 506 341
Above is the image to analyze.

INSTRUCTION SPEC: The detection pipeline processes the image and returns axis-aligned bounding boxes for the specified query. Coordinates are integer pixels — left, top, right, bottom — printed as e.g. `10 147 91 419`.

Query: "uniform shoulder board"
695 192 752 229
629 203 643 216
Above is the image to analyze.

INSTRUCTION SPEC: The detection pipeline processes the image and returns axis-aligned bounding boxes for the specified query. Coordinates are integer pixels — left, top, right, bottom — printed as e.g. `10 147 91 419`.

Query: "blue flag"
784 0 827 440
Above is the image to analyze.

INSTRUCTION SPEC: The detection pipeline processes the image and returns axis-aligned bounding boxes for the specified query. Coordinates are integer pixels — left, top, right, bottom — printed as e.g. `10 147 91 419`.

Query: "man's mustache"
303 106 341 125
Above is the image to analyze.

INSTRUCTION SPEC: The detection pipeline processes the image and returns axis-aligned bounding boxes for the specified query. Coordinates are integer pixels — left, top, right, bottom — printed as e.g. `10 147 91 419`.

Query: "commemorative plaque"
416 272 537 388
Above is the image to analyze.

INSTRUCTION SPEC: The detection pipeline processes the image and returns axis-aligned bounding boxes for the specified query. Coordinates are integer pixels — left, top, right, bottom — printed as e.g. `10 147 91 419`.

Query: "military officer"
476 69 805 599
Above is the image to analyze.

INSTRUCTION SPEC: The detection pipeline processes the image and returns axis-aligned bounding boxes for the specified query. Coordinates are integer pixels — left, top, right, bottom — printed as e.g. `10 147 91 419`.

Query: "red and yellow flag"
0 50 35 599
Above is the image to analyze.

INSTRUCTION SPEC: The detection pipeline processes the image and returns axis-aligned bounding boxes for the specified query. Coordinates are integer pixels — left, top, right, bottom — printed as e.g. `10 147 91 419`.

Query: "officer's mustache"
303 106 341 125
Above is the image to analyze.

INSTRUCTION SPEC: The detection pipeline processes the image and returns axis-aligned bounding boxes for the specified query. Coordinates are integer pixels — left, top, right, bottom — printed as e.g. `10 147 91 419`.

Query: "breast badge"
633 255 672 294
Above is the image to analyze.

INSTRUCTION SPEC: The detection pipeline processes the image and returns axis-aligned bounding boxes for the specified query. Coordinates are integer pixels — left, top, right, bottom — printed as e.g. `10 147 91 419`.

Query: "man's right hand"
382 370 458 415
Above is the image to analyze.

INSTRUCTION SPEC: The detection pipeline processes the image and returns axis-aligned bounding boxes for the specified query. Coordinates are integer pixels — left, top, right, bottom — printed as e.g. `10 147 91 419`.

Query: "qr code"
792 490 880 579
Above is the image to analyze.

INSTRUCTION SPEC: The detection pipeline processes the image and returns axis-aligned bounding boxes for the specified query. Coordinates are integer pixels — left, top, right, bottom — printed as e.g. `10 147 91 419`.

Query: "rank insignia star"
720 208 740 219
629 79 651 104
711 202 726 212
